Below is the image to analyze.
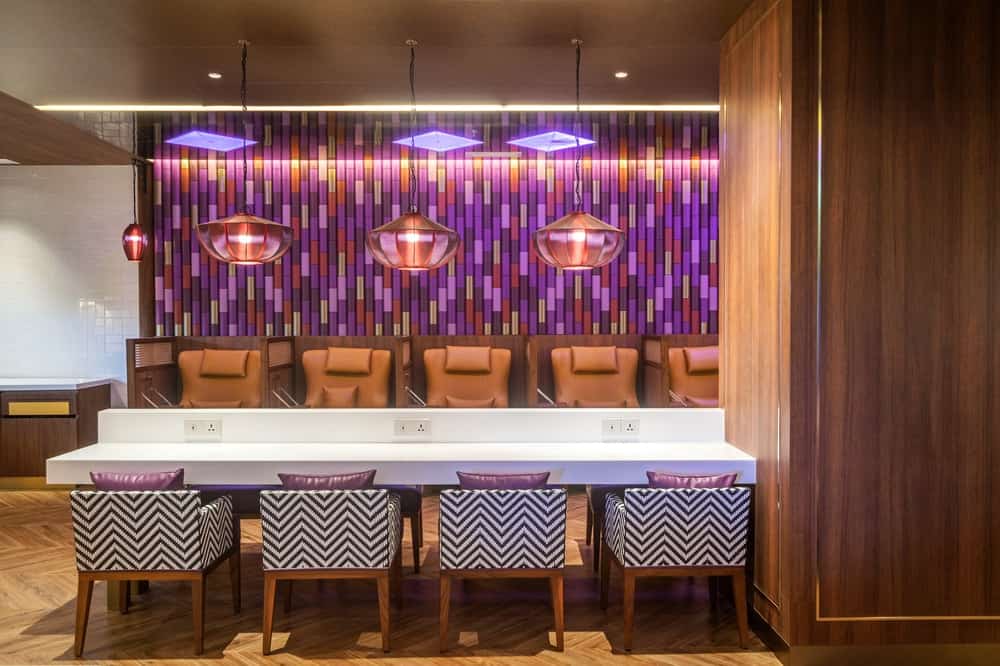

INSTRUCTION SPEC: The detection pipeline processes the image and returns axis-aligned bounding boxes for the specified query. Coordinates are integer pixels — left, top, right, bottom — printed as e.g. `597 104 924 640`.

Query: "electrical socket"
393 418 432 440
602 417 640 441
184 418 223 442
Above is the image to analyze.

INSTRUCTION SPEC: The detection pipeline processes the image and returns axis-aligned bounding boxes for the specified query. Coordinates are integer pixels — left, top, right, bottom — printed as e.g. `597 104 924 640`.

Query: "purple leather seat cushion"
278 470 376 490
646 471 739 489
456 471 550 490
90 469 184 491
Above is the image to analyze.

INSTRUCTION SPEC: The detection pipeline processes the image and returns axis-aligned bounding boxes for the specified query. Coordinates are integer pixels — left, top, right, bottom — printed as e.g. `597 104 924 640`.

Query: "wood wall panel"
815 0 1000 622
720 0 791 640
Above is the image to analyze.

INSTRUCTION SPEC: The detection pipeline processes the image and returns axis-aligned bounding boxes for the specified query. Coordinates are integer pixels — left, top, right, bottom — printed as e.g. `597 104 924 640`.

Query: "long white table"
46 407 755 485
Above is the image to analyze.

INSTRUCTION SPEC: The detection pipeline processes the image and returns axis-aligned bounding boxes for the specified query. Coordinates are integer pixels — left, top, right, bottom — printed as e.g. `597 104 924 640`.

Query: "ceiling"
0 0 749 108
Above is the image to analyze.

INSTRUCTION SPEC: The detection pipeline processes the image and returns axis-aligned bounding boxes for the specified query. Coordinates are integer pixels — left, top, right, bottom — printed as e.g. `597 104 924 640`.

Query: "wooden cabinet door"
0 417 78 476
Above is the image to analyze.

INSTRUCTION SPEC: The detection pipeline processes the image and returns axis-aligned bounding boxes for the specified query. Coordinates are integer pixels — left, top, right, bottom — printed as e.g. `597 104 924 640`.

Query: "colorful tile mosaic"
152 111 718 336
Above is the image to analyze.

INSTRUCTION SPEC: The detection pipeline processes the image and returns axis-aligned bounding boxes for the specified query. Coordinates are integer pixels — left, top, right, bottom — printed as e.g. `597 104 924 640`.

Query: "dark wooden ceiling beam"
0 91 132 165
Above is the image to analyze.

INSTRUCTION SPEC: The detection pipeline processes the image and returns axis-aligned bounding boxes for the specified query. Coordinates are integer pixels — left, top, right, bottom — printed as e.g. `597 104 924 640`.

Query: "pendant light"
533 39 624 271
122 159 147 261
367 40 460 271
195 40 292 265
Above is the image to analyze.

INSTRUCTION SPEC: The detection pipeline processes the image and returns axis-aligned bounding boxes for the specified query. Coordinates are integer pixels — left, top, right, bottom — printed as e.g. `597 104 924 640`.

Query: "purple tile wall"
153 111 718 336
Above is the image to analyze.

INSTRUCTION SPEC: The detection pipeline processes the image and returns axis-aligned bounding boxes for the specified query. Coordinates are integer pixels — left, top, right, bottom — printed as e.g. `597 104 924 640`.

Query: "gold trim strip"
7 401 71 416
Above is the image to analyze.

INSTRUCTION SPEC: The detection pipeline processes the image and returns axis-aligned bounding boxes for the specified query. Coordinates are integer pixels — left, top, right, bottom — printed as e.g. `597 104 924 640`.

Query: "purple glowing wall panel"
152 111 719 336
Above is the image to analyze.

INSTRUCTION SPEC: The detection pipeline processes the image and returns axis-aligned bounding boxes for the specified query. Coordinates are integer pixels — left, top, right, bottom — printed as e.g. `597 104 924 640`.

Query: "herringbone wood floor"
0 489 779 665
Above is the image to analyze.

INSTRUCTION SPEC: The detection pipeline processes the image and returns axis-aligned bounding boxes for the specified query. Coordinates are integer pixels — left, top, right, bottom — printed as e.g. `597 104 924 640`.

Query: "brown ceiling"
0 0 748 107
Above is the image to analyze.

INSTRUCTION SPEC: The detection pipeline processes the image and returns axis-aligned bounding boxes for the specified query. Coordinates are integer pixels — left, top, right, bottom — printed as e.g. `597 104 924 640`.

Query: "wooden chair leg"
284 580 293 614
549 573 565 651
229 548 242 614
410 514 421 573
118 577 130 614
439 572 452 652
416 508 424 548
732 570 749 649
377 572 391 653
74 575 94 658
585 501 593 545
622 570 636 652
600 538 612 610
262 573 277 655
192 573 206 655
391 548 403 609
592 515 603 572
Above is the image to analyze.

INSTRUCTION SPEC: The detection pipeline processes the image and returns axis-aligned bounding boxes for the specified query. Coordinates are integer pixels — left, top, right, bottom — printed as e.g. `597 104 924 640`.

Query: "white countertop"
0 377 114 391
46 407 755 485
46 440 755 485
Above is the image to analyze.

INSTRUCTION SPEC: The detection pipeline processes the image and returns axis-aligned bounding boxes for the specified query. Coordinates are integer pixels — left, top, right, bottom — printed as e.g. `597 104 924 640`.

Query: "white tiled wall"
0 166 139 405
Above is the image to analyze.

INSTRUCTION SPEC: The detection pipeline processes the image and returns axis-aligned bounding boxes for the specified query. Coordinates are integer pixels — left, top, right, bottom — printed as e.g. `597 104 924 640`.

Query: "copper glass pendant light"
533 39 624 271
367 40 460 271
122 159 147 262
196 41 292 266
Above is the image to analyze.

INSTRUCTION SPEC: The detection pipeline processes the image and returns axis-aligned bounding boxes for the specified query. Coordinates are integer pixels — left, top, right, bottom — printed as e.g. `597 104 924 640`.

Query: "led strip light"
36 103 719 113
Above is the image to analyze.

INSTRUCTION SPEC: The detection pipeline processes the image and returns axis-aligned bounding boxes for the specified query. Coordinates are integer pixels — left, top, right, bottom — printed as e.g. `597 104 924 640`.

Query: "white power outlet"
602 418 622 440
621 417 640 438
393 418 432 440
184 418 223 442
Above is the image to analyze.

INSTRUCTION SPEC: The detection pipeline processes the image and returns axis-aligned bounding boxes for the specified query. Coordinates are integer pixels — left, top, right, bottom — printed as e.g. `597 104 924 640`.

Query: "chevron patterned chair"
438 488 568 652
600 487 752 651
259 489 403 654
69 490 240 656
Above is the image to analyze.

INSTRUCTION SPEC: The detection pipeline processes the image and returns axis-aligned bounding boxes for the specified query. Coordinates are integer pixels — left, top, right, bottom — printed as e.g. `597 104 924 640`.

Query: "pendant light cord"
407 39 418 212
572 38 583 210
240 40 251 213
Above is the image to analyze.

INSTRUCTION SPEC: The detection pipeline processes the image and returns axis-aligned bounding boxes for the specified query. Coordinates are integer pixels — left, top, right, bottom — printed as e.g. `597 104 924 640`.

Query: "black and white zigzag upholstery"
260 489 401 570
439 489 567 570
70 491 234 571
605 487 750 567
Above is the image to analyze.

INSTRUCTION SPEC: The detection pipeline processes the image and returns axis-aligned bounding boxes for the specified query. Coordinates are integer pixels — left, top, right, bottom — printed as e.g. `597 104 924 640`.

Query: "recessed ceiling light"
208 72 223 80
614 71 629 79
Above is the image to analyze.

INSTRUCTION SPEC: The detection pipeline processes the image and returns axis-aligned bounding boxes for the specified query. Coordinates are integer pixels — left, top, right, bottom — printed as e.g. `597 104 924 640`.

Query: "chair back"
551 346 639 407
178 348 263 408
70 490 231 572
259 489 400 570
423 346 512 407
606 487 750 568
301 347 392 407
438 488 567 570
666 345 719 405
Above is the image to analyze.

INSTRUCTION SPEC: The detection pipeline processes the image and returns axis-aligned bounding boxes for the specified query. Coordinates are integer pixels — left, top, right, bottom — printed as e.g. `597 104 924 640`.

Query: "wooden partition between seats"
641 335 720 407
526 335 642 407
264 337 295 407
293 336 411 407
409 336 528 407
127 337 179 408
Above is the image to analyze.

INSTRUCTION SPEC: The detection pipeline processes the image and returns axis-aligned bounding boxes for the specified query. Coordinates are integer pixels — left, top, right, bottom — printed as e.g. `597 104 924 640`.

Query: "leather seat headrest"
199 349 249 377
444 345 492 373
571 346 619 373
684 346 719 374
325 347 373 375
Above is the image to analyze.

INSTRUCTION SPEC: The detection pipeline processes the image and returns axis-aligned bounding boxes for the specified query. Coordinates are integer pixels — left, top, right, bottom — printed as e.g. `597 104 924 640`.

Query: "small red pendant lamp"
367 40 460 271
195 40 292 265
533 39 624 271
122 159 147 262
